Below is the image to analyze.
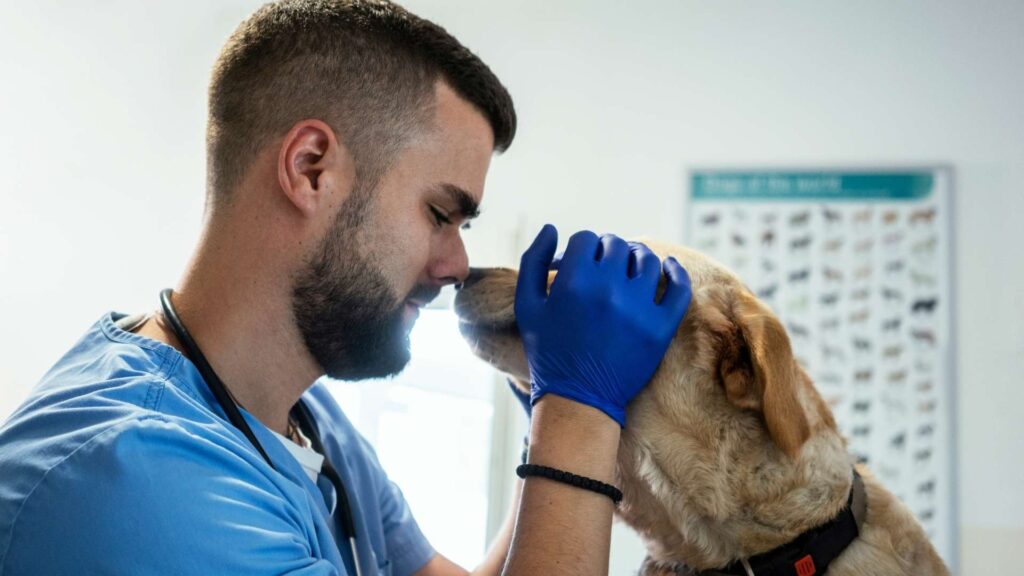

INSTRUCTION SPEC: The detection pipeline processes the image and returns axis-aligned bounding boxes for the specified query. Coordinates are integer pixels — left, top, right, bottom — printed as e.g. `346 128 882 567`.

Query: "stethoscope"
159 289 364 576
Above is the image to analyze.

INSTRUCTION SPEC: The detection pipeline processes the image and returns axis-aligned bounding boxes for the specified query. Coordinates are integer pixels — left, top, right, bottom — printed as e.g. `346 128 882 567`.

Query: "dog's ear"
718 290 810 458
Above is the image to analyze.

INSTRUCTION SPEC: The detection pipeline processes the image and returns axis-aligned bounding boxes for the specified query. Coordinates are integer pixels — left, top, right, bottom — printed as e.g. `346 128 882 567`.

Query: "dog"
454 239 948 575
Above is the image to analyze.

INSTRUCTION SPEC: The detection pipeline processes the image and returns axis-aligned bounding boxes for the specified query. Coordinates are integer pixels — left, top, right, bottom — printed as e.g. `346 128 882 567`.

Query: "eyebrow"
433 183 481 220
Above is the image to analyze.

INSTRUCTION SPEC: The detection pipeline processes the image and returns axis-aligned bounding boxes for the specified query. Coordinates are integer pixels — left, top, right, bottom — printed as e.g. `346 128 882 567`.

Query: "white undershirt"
270 430 325 483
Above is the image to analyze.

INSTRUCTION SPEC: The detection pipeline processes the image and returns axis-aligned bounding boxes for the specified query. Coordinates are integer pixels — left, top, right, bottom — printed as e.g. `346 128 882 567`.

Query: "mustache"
406 284 442 304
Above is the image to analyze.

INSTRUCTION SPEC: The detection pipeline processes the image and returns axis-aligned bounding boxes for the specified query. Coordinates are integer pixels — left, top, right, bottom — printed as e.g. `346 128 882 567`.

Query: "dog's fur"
454 240 948 575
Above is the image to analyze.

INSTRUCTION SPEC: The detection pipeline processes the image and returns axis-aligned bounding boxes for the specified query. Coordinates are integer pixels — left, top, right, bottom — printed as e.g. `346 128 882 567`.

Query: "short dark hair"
206 0 516 205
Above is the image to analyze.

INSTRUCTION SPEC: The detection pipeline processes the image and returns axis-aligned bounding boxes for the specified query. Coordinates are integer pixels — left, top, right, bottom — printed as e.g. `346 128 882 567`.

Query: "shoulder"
1 414 322 574
0 315 337 573
1 311 252 517
0 337 242 524
6 413 284 526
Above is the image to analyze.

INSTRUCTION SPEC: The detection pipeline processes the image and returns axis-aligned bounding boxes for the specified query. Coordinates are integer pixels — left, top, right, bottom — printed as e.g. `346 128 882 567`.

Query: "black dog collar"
696 470 867 576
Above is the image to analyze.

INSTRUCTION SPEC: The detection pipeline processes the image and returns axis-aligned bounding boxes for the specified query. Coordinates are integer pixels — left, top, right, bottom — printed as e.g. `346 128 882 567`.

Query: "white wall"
2 1 1022 573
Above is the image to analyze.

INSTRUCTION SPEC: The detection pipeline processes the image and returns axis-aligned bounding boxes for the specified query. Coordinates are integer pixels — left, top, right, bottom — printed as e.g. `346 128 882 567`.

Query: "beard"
290 188 437 380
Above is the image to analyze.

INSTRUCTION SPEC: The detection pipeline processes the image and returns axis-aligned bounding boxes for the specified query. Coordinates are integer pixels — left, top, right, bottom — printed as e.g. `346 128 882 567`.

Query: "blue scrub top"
0 313 435 575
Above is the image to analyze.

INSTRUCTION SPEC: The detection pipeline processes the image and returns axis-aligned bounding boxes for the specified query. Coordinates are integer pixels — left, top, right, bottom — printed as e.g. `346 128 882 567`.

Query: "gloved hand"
515 225 692 427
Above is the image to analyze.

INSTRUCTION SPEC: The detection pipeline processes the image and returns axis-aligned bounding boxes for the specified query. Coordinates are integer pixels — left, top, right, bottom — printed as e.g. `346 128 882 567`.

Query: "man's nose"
456 267 486 291
432 232 470 287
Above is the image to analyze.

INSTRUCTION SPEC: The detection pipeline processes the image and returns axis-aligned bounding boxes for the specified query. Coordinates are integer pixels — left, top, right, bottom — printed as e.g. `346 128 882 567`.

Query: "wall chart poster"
685 168 957 567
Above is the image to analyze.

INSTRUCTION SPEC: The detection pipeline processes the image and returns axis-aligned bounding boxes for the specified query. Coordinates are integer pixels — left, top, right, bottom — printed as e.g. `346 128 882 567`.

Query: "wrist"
528 394 621 484
531 387 627 428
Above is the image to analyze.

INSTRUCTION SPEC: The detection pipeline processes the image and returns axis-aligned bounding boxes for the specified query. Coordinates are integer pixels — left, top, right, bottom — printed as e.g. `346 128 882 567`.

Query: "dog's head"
454 239 849 567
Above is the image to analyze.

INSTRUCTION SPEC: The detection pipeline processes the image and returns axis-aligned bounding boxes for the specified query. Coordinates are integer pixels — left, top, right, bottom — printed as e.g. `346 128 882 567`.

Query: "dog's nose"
457 267 486 291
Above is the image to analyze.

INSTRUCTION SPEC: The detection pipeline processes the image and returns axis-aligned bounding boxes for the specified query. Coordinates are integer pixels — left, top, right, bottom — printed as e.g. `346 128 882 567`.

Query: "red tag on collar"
795 555 816 576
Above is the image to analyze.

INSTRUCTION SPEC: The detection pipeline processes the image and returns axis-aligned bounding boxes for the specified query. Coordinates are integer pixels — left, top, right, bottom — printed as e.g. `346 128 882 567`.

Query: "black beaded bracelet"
516 463 623 504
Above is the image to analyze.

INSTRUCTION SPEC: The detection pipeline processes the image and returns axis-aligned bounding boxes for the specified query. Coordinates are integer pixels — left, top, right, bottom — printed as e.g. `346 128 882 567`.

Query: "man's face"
292 81 494 380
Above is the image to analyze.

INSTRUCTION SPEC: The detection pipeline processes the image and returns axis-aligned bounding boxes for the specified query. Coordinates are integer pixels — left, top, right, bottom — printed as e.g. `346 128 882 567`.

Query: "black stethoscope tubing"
159 289 363 576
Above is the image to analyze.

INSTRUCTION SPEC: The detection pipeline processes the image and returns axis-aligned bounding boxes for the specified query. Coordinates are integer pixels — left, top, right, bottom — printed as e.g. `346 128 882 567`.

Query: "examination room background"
1 1 1022 574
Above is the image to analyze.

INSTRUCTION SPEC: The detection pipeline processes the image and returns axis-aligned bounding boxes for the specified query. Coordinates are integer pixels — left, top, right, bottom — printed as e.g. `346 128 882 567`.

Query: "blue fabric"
0 312 435 575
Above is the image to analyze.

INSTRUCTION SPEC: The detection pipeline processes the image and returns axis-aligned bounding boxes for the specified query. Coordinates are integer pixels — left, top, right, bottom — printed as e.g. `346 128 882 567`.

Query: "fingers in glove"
549 230 601 291
629 242 662 295
596 234 631 270
516 224 559 310
659 257 693 319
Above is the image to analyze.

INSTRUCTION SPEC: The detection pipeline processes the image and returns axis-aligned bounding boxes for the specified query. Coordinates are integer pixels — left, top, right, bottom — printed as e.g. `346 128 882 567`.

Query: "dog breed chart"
686 169 955 564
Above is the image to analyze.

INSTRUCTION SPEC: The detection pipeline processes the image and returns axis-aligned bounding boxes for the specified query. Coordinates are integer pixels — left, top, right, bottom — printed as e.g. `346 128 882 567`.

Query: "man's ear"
718 290 811 458
277 119 355 217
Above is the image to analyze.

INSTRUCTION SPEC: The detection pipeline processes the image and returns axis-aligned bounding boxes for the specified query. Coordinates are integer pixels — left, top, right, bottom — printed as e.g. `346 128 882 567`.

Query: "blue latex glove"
515 225 693 427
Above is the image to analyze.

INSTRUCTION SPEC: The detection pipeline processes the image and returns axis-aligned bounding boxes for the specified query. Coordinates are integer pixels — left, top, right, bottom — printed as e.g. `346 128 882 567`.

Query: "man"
0 1 691 574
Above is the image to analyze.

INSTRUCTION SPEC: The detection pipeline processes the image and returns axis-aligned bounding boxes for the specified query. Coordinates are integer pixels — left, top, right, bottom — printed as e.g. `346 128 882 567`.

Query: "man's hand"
514 225 692 426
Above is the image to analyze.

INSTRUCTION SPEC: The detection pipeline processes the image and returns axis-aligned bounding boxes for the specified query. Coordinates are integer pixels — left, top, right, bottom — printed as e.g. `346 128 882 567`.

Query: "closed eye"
430 205 472 230
429 205 452 227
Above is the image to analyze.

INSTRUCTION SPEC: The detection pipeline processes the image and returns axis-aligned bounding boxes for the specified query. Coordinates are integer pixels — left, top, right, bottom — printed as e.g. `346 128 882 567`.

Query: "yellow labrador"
454 240 948 576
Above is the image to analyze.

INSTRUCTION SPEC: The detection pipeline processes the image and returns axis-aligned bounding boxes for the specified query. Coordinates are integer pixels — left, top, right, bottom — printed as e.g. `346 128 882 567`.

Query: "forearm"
502 394 621 576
